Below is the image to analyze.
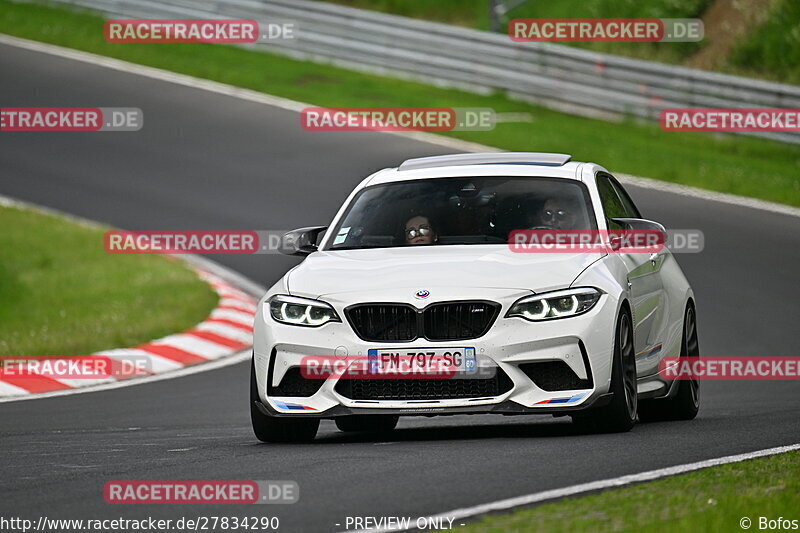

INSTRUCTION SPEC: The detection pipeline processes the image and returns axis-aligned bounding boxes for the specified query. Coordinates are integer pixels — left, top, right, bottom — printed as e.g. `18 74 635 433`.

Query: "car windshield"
325 176 596 250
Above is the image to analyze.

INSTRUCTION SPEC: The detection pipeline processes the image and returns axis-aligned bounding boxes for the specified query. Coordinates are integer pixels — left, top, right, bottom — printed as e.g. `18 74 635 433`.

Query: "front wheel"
639 303 700 422
250 358 319 443
573 309 637 433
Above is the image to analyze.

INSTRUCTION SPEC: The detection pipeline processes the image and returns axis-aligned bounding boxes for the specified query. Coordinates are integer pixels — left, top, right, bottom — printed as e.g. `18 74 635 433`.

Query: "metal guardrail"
47 0 800 144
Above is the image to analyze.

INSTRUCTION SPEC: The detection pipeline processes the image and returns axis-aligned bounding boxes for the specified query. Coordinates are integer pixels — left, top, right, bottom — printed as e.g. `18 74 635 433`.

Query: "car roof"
399 152 572 170
365 152 589 186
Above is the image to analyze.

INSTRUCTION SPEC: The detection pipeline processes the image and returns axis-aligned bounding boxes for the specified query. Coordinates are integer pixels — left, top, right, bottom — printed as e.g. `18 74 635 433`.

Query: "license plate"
367 348 476 376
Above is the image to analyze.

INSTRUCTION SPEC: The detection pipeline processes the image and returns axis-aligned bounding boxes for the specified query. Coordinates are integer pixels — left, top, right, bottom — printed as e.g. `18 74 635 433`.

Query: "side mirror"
609 218 667 252
281 226 327 256
611 217 666 234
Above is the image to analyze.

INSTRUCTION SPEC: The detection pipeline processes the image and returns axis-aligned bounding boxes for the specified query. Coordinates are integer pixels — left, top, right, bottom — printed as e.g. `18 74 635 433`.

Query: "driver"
404 215 438 245
537 197 580 230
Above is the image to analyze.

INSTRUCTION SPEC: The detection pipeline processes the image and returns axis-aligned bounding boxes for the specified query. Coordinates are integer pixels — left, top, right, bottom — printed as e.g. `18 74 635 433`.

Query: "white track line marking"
52 376 118 389
342 443 800 533
617 173 800 219
0 33 797 218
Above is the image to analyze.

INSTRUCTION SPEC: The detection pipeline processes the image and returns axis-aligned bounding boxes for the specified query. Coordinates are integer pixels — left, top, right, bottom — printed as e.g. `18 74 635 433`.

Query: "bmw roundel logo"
414 289 430 299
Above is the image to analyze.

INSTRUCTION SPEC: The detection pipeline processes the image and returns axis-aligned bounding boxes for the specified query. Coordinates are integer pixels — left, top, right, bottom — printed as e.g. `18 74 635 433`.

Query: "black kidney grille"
424 302 499 341
346 304 418 342
346 301 500 342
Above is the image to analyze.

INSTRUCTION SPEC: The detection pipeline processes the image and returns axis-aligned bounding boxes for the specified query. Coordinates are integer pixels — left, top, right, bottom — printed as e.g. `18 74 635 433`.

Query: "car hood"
286 245 604 298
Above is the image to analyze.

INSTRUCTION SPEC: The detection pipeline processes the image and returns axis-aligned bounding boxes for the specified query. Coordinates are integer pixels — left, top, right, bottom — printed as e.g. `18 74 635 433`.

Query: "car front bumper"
253 289 620 417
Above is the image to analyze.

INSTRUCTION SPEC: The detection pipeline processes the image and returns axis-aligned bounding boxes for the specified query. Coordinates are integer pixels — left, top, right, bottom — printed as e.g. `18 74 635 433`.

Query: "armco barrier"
45 0 800 144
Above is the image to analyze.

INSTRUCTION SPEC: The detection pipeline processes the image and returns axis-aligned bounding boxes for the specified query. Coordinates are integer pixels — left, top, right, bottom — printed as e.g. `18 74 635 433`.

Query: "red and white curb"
0 270 257 398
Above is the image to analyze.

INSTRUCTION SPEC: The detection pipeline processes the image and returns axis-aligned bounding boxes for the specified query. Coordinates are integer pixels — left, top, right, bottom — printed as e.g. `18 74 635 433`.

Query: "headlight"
267 295 341 327
506 288 602 321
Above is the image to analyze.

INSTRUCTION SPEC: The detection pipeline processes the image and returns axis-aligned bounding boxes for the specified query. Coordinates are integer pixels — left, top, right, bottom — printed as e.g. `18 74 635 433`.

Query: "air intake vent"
268 367 325 397
335 368 513 400
519 361 591 392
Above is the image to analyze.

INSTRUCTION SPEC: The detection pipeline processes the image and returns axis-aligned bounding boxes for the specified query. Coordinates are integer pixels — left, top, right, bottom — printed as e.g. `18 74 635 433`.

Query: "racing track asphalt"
1 42 799 532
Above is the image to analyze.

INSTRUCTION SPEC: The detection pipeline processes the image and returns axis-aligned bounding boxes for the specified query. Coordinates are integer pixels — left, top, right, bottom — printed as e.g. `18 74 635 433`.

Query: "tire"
250 357 319 443
573 309 637 433
639 303 700 422
335 415 399 433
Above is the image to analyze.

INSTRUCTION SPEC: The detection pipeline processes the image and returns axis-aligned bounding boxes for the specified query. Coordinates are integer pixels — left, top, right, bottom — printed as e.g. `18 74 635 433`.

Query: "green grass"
320 0 800 85
0 204 218 355
460 450 800 533
728 0 800 85
1 1 800 206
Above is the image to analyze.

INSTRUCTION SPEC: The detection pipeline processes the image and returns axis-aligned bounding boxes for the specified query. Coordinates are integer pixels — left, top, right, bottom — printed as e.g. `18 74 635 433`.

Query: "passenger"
538 197 580 230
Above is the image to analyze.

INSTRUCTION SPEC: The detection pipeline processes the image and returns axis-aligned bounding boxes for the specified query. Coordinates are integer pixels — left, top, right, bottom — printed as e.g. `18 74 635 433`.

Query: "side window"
609 176 642 218
596 174 627 228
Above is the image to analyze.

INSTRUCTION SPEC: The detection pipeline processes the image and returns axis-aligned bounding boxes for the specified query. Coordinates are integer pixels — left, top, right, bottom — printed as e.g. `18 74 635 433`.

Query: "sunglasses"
543 209 573 222
405 225 432 239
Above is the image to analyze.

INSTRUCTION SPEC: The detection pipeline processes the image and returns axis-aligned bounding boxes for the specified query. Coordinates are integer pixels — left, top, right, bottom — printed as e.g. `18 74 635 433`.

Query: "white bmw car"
251 153 699 442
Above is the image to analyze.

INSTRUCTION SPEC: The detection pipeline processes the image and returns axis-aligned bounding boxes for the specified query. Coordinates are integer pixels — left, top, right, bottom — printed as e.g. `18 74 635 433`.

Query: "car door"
596 173 666 376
